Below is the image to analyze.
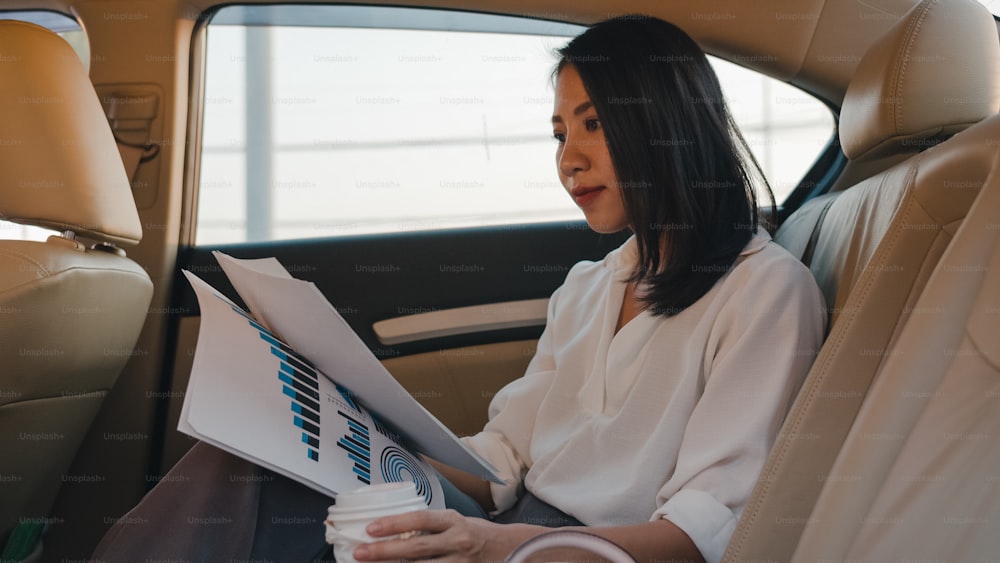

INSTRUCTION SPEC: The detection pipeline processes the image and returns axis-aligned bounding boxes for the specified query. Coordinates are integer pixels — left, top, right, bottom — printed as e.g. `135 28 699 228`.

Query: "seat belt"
800 197 837 267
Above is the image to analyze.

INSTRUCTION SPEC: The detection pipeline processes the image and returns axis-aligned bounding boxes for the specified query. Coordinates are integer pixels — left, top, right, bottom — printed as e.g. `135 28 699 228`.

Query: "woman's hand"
353 509 533 562
352 510 704 563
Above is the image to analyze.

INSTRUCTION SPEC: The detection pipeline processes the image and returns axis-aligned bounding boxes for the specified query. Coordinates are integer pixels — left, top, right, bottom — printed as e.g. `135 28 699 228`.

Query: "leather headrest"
840 0 1000 161
0 20 142 246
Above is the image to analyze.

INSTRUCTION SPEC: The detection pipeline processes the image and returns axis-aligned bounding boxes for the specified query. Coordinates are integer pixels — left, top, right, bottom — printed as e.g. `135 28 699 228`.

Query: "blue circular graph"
380 446 434 505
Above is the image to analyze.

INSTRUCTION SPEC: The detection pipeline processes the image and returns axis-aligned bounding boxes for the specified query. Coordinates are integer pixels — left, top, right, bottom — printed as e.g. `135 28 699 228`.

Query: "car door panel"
156 223 629 471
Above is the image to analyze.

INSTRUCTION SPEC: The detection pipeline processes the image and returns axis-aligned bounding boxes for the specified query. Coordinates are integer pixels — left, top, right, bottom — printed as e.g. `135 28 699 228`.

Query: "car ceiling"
0 0 928 107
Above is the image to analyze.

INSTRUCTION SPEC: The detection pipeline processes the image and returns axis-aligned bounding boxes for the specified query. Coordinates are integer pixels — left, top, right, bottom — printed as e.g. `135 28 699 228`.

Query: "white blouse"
462 229 826 563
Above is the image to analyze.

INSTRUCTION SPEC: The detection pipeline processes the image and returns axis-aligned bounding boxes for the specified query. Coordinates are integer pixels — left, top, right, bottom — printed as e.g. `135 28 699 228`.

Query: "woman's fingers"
355 533 442 561
355 509 488 562
366 508 463 537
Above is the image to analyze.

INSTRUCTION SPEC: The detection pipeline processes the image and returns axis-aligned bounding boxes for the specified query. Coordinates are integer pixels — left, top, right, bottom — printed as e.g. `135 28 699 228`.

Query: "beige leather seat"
723 0 1000 560
0 20 153 555
792 119 1000 561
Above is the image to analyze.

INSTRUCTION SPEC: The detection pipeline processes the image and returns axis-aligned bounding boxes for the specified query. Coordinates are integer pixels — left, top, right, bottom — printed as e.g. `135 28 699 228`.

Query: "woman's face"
552 64 629 234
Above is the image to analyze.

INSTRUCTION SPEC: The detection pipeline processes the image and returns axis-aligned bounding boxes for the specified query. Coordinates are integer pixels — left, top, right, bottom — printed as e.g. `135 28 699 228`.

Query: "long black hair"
556 15 773 316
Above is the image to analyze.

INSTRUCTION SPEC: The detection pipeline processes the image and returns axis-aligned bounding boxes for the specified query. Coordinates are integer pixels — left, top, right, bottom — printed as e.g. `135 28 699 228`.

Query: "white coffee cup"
325 481 427 563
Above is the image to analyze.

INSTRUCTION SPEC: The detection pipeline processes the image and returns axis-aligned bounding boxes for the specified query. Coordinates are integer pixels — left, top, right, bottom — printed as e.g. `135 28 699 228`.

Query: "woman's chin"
583 217 628 234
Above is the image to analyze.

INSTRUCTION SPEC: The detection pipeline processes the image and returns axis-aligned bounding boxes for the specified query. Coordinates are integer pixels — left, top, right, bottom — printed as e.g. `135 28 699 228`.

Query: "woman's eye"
553 132 566 143
585 118 600 132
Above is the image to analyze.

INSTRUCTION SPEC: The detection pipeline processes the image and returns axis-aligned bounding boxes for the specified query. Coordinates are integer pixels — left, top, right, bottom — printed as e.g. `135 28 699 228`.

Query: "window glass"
0 10 88 64
196 6 834 245
711 57 835 202
975 0 1000 16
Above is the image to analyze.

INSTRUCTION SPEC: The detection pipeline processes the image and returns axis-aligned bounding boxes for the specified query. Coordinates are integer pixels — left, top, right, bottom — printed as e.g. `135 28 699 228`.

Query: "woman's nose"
558 135 590 177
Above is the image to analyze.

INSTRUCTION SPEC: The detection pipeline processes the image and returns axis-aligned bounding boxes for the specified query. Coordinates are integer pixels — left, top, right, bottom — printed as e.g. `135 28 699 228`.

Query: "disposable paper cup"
325 482 427 563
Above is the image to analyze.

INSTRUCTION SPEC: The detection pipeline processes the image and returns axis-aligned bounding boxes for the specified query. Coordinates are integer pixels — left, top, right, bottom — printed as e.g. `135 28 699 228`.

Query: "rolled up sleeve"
657 489 738 563
460 431 524 514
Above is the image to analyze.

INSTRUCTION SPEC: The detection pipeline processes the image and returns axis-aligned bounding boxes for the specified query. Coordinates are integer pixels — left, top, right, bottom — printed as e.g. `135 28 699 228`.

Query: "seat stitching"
0 247 50 276
893 0 936 136
0 264 150 297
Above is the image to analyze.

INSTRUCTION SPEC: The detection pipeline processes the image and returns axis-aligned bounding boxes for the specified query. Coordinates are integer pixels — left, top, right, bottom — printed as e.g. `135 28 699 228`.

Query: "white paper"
211 251 501 483
179 271 447 506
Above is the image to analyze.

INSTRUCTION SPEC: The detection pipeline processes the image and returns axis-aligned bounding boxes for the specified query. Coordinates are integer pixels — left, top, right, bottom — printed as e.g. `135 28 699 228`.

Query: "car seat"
723 0 1000 560
791 117 1000 561
0 20 154 560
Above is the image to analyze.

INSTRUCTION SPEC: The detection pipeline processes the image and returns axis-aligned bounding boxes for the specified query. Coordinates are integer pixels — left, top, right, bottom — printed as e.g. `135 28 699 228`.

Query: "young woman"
347 15 826 563
93 14 825 563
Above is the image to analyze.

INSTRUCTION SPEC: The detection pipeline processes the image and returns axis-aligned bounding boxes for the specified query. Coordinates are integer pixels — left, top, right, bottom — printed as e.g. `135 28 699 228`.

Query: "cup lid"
331 481 421 513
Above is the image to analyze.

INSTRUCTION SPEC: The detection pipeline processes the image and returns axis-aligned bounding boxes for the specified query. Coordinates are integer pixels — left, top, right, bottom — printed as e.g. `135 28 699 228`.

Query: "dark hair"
555 15 773 317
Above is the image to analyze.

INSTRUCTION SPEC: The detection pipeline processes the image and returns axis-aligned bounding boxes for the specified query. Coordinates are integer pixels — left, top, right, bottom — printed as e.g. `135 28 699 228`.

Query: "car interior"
0 0 997 561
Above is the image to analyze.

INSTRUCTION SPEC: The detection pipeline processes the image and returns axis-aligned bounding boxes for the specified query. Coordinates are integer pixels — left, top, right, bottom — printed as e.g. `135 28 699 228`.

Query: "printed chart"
178 272 444 507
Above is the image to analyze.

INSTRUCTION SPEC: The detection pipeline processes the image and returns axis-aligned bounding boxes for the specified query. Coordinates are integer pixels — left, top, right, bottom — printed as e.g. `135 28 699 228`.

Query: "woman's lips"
571 185 604 207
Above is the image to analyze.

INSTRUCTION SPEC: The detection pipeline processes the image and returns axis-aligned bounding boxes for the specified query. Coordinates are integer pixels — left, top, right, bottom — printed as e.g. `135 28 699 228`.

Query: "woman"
348 15 825 563
94 14 825 563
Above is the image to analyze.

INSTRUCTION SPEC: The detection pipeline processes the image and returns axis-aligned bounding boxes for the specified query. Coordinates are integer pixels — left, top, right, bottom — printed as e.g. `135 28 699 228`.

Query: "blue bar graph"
294 415 320 436
292 402 320 424
280 363 319 391
282 385 320 413
237 314 322 464
336 410 371 484
279 371 320 401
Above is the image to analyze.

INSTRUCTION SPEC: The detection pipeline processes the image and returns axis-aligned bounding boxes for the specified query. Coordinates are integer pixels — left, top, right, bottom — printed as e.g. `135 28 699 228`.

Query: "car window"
711 57 835 204
0 9 88 62
975 0 1000 16
0 10 88 243
190 6 834 244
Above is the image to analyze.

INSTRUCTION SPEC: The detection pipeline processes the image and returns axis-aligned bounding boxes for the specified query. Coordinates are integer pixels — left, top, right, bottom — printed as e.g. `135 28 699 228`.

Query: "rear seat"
792 118 1000 561
723 0 1000 561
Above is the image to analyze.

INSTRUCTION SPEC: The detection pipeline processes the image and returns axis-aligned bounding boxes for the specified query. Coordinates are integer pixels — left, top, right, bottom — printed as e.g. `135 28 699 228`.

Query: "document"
178 253 501 509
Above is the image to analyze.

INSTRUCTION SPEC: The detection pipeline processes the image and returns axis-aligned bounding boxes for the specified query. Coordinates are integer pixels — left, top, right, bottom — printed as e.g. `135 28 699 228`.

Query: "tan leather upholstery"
723 1 1000 560
382 340 538 438
840 0 1000 161
0 20 142 246
0 20 153 547
793 124 1000 561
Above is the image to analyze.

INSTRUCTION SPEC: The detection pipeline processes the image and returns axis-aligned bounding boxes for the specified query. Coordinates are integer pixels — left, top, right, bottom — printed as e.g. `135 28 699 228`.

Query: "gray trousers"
92 443 581 562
